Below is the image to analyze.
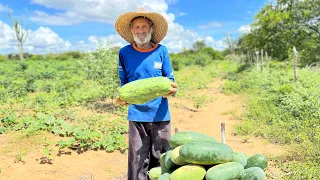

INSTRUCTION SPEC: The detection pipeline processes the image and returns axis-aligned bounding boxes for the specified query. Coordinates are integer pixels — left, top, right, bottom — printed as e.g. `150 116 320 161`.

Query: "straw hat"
115 8 168 44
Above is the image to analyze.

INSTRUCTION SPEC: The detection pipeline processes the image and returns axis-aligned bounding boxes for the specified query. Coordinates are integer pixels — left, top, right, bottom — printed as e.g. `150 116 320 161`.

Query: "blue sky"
0 0 270 54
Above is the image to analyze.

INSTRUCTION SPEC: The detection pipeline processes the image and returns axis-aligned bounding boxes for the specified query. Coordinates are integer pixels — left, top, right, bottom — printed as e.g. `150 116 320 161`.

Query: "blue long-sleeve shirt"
118 43 175 122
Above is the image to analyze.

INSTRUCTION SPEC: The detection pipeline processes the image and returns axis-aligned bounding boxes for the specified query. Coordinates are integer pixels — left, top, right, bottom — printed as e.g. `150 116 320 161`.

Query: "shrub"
223 63 320 178
195 52 212 67
28 54 44 60
63 51 83 59
0 55 8 62
200 47 224 60
171 57 182 71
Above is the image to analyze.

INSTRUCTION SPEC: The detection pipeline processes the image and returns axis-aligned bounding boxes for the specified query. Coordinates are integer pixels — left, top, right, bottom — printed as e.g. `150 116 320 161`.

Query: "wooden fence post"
293 46 298 82
266 52 269 73
251 52 254 66
255 51 259 70
260 49 264 72
221 122 226 144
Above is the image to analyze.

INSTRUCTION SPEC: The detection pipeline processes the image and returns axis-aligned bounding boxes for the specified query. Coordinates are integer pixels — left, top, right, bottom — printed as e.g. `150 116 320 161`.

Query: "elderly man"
114 8 178 180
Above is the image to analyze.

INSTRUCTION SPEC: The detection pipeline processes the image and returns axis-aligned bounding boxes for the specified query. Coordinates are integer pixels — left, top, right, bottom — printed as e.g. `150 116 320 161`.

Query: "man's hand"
116 96 129 106
163 82 178 98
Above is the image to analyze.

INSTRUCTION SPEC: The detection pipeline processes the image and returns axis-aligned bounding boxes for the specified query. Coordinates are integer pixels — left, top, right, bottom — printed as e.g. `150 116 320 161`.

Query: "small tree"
78 43 119 113
8 11 28 60
192 40 206 52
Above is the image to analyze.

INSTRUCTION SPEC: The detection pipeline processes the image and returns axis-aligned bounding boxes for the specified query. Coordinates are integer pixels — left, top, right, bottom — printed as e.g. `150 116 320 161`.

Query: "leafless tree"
224 33 236 56
8 11 28 60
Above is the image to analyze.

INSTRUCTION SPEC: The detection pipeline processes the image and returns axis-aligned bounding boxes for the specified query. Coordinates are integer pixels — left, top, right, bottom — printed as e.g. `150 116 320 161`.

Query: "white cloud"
0 21 16 51
1 0 227 54
0 3 12 13
163 21 226 52
67 35 127 53
30 0 168 25
88 35 126 49
29 11 85 25
28 0 227 52
0 3 6 12
178 12 186 16
198 22 224 29
203 36 228 50
0 19 126 54
238 25 251 34
165 0 178 4
25 27 72 52
0 20 72 54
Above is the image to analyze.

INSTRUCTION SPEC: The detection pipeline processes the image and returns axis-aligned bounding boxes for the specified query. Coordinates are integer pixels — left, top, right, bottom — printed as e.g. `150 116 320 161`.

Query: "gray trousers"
128 121 171 180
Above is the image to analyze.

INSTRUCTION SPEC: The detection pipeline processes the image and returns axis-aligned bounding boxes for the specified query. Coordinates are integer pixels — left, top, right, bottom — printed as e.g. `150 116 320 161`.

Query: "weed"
14 151 27 163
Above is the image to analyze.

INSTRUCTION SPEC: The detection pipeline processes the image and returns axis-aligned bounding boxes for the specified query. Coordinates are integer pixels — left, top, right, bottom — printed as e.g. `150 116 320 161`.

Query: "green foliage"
79 44 119 107
175 60 238 101
28 54 44 60
171 57 181 71
200 47 224 60
7 53 33 60
40 137 54 164
169 42 224 71
0 111 128 152
192 40 206 51
0 47 128 158
14 151 27 163
171 41 225 70
223 62 320 178
237 0 320 66
0 54 118 108
41 51 84 61
280 160 320 180
193 95 210 109
194 52 212 67
0 55 8 62
63 51 82 59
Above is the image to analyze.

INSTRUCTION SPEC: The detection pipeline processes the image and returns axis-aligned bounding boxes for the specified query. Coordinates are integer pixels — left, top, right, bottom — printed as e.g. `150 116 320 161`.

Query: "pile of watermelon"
148 131 268 180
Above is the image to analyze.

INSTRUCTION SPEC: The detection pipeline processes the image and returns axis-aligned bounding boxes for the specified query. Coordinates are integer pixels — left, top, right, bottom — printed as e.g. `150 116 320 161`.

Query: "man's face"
131 17 152 45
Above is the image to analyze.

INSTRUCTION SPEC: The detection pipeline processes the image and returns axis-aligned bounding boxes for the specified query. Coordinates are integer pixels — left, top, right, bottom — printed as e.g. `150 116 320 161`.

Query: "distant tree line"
169 40 224 71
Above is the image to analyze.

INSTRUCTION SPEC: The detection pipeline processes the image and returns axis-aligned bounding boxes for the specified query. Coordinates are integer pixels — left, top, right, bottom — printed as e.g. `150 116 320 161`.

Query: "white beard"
133 28 153 45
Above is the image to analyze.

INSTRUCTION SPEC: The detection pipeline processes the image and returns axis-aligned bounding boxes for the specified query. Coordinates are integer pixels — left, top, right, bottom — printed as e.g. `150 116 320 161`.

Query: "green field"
1 44 320 179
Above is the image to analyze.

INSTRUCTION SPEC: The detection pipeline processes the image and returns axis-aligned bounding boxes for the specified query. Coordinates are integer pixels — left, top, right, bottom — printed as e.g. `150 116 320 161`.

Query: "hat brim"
115 11 168 44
